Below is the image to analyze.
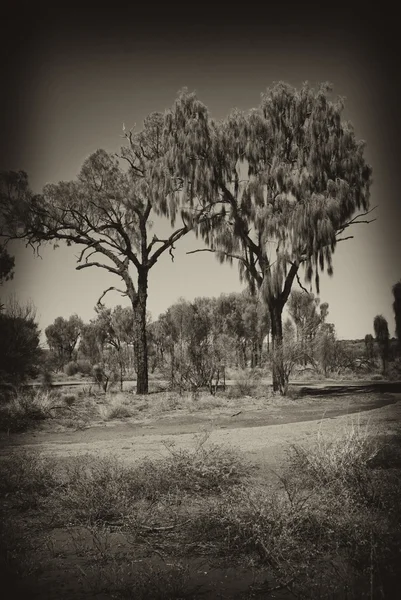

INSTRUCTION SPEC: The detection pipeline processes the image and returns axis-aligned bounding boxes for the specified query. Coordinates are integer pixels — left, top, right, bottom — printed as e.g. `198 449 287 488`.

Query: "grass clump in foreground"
187 421 401 598
1 425 401 598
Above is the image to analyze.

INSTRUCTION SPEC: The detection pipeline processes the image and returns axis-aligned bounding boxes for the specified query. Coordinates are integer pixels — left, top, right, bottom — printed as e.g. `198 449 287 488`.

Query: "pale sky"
1 5 400 341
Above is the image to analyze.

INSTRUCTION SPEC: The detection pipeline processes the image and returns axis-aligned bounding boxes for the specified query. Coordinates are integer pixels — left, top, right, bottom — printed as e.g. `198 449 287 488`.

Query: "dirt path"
2 394 400 474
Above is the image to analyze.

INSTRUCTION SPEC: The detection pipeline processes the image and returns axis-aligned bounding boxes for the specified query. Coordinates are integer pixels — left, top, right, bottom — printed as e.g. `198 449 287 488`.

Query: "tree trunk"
270 302 284 393
133 269 149 395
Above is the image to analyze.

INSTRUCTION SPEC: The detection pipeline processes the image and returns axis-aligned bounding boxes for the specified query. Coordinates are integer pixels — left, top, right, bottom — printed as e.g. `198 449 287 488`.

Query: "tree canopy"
0 111 215 394
165 83 373 390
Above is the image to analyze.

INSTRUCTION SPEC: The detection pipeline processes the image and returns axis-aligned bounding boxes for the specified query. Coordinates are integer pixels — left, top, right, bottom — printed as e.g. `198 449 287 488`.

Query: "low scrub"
188 424 401 597
0 391 57 432
0 433 249 527
106 405 134 420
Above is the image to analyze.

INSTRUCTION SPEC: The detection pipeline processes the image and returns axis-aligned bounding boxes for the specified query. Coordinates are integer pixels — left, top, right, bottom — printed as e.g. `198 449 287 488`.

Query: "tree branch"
97 286 128 306
336 206 377 235
336 235 354 243
296 272 311 295
148 226 188 267
76 261 121 276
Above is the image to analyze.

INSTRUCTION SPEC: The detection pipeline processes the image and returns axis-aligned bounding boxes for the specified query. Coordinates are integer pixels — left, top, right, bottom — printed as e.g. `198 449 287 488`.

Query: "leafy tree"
0 297 42 385
373 315 390 375
94 305 135 390
0 110 215 394
364 333 375 360
287 290 328 365
167 84 373 392
392 280 401 344
79 320 107 365
45 315 83 369
316 322 337 377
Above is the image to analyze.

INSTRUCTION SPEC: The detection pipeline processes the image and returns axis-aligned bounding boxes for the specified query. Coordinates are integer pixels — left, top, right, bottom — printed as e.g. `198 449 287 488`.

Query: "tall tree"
373 315 390 375
392 280 401 345
94 305 135 390
167 84 373 392
364 333 375 360
0 112 214 394
287 290 328 365
45 315 83 368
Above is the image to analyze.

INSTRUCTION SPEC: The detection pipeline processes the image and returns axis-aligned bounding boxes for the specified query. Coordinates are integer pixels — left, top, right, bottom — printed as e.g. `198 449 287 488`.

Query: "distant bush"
228 371 257 398
64 361 79 377
63 394 76 407
39 369 53 390
76 359 92 376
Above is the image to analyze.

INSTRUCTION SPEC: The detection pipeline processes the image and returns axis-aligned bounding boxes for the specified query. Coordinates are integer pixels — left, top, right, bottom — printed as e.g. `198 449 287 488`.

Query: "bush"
3 435 249 526
0 450 58 507
64 361 79 376
228 372 257 398
39 369 53 390
76 359 92 376
63 394 76 407
187 425 401 597
0 300 42 385
287 421 381 506
0 391 55 432
106 405 133 420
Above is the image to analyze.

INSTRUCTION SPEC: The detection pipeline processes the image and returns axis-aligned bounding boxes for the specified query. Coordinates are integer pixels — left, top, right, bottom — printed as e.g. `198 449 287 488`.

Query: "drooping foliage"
165 83 373 390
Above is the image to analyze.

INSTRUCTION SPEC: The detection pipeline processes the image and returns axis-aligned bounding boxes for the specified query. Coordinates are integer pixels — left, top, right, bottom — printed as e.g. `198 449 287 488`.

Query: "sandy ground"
2 392 400 474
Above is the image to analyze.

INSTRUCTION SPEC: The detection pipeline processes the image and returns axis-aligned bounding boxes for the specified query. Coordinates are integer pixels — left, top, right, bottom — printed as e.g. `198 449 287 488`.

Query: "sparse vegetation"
1 421 400 598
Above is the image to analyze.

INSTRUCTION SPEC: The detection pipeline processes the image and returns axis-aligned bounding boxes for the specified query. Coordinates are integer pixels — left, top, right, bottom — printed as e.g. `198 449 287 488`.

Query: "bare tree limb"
336 235 354 243
97 286 128 306
336 206 377 235
296 272 311 295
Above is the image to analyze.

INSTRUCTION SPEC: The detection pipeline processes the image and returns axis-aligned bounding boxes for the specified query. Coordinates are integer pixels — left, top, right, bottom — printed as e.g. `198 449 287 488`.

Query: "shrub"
286 420 380 505
76 359 92 376
228 372 257 398
63 394 76 407
9 435 249 526
0 450 58 507
39 369 53 391
0 391 55 432
106 405 133 420
0 300 42 385
64 361 79 376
